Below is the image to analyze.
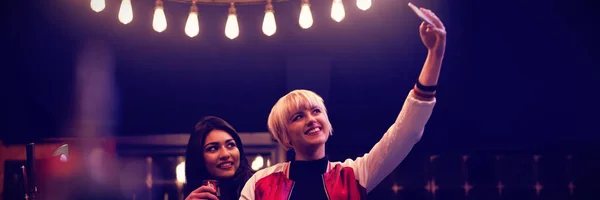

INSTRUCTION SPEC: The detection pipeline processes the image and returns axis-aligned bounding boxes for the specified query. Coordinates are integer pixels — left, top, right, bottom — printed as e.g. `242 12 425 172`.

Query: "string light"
330 0 345 22
298 0 313 29
224 3 240 39
262 0 276 36
118 0 133 24
90 0 105 12
152 0 167 32
184 1 200 38
89 0 372 38
356 0 371 11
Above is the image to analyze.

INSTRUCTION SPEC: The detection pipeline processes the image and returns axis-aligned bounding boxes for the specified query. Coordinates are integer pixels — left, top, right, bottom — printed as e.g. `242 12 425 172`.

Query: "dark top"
288 156 329 200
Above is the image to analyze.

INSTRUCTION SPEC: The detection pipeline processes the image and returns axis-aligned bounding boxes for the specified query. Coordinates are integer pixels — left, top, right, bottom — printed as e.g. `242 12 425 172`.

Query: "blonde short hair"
267 89 333 151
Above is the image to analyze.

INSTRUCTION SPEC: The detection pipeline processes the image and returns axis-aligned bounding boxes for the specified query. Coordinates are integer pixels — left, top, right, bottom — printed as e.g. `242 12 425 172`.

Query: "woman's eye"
313 109 321 114
206 147 217 152
227 143 236 148
292 115 303 121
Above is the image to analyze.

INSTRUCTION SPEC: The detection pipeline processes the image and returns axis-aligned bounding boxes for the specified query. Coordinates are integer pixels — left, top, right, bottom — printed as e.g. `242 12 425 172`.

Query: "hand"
185 186 219 200
418 8 446 57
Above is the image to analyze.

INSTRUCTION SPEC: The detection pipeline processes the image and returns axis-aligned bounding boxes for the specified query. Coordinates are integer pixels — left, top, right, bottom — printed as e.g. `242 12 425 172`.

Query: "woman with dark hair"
184 116 254 200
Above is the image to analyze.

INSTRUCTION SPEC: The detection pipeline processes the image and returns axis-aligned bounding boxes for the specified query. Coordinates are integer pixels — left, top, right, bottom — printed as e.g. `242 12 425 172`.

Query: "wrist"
427 50 445 60
418 54 443 86
412 86 436 101
416 80 437 92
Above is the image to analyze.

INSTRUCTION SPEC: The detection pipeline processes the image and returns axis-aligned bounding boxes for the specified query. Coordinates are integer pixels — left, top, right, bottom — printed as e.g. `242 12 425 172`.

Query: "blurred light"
251 155 264 170
176 161 186 184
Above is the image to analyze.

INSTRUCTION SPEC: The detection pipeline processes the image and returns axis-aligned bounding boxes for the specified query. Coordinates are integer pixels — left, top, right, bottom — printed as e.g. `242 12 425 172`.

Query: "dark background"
2 0 598 199
3 0 597 151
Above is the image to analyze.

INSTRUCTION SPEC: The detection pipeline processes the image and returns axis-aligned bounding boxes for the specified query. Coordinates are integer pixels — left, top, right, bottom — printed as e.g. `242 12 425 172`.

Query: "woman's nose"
218 146 231 159
305 114 317 125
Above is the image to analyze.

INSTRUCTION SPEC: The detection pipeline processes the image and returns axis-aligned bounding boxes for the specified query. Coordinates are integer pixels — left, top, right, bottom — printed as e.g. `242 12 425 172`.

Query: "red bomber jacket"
240 90 436 200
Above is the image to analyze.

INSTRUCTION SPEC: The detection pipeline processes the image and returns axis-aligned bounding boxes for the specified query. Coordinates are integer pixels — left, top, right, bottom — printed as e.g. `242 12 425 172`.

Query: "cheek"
231 148 241 166
285 130 298 145
317 114 329 123
289 124 303 137
203 153 217 167
318 117 331 131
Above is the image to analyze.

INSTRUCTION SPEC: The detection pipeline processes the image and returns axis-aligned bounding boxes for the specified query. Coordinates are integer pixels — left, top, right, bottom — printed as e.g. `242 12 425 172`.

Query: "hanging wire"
166 0 289 6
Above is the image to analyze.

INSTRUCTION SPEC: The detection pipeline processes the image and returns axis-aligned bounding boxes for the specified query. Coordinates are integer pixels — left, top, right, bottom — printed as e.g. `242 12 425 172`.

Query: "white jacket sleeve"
342 90 435 193
239 173 256 200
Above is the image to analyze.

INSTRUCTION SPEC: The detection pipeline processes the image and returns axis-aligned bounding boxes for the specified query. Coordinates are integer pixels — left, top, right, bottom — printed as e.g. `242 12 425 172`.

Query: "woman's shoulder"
249 162 289 181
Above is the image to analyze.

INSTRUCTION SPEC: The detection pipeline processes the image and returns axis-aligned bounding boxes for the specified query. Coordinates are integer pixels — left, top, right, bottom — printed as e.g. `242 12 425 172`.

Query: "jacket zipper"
287 182 295 200
321 175 331 200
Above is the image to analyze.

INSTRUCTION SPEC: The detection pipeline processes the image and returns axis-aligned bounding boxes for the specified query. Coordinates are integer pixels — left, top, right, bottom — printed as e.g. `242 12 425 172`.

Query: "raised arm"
414 7 446 100
345 90 435 192
343 6 446 193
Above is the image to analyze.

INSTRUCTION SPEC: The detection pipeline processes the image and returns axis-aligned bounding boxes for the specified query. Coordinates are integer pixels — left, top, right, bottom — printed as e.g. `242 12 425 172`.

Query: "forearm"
411 51 443 101
418 50 444 86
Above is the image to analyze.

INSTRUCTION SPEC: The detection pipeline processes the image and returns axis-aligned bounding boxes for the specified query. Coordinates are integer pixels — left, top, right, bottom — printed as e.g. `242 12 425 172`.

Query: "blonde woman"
241 7 446 200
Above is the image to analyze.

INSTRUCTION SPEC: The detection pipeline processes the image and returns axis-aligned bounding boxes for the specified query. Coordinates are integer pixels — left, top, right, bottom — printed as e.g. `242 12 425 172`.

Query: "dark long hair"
184 116 254 200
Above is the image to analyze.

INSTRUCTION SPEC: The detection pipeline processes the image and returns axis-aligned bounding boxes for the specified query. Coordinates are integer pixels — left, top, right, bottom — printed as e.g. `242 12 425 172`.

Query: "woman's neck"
289 156 329 179
294 144 326 161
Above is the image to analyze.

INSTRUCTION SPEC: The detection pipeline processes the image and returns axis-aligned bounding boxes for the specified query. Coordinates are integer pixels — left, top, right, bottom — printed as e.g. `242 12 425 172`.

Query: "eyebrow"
289 106 319 120
204 139 235 149
289 111 302 121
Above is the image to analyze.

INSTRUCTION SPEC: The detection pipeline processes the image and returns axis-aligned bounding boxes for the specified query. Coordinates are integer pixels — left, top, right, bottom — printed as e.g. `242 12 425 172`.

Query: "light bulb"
152 4 167 32
331 0 345 22
118 0 133 24
90 0 105 12
185 9 199 38
299 3 313 29
262 5 276 36
225 14 239 39
357 0 371 11
225 4 239 40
